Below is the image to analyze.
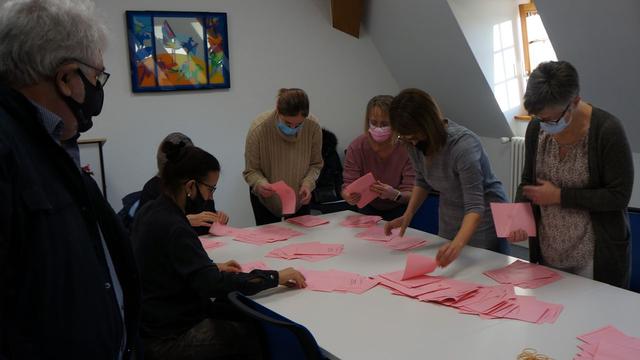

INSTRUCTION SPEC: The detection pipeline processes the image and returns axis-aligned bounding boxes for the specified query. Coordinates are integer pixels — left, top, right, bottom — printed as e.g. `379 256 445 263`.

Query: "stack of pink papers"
198 237 226 250
299 268 379 294
266 242 344 262
355 225 400 241
575 325 640 359
343 172 377 208
240 261 270 273
355 226 429 250
271 181 297 215
375 259 563 324
490 202 537 238
209 222 244 237
384 236 428 250
340 214 382 228
233 224 304 245
484 260 562 289
287 215 330 227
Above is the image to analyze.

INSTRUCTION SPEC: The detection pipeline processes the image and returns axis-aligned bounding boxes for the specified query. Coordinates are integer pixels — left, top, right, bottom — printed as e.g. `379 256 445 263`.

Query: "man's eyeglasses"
532 103 570 124
73 58 110 87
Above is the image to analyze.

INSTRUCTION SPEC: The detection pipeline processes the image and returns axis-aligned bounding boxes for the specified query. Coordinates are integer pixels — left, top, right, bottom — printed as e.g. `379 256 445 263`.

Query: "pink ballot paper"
198 237 226 250
343 172 377 208
402 254 438 280
490 202 537 238
209 222 242 237
287 215 330 227
271 181 296 215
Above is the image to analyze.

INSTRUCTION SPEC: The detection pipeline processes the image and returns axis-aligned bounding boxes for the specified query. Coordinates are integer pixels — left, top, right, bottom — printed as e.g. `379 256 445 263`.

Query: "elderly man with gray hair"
0 1 141 359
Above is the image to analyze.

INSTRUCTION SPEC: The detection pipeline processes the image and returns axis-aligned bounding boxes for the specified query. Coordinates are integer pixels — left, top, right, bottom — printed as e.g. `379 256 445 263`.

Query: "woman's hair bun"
161 140 187 163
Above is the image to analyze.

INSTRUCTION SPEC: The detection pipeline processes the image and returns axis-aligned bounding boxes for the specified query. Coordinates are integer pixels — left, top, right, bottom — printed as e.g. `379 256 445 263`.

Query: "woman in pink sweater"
341 95 415 220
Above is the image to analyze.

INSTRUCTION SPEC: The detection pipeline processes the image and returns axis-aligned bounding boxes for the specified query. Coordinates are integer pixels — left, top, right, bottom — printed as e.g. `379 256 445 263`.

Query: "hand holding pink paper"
343 172 377 208
401 254 438 280
271 180 296 215
490 202 537 238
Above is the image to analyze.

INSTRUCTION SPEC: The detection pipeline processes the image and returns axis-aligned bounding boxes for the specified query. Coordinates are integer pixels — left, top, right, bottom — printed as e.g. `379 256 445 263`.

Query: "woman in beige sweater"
243 88 323 225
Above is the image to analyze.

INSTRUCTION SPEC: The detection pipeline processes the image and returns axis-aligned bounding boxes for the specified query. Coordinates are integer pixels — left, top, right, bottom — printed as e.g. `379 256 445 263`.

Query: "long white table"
206 210 640 359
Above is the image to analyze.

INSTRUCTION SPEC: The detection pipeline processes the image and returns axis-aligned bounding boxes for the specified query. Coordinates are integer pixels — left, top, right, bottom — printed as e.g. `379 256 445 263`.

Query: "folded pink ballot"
343 172 377 208
490 202 537 238
271 180 296 215
287 215 330 227
402 254 438 280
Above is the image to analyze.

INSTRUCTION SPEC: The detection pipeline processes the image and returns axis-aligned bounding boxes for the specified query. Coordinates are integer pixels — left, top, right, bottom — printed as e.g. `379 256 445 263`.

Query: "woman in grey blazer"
385 88 508 268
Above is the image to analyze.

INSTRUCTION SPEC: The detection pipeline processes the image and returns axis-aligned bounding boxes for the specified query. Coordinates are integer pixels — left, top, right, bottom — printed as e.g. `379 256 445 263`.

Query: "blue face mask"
540 115 570 135
277 119 303 136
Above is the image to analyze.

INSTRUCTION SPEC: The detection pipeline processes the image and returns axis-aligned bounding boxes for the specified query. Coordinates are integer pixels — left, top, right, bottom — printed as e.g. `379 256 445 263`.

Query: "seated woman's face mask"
185 187 211 214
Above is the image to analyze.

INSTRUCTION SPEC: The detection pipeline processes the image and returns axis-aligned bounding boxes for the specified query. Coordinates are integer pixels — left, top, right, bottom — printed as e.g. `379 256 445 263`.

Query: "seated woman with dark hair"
139 132 229 235
132 142 306 360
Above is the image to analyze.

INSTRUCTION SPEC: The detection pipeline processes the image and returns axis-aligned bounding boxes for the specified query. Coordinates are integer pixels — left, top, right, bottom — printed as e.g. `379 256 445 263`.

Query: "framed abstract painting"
125 11 230 92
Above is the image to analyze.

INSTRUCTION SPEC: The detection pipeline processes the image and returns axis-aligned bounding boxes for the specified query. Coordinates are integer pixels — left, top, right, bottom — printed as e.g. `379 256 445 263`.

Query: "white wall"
480 137 640 208
533 0 640 207
535 0 640 154
364 0 513 139
447 0 528 137
82 0 398 226
479 136 512 199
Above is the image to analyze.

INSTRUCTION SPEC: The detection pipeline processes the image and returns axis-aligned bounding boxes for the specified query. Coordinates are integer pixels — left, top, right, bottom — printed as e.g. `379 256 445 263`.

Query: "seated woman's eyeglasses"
198 181 217 193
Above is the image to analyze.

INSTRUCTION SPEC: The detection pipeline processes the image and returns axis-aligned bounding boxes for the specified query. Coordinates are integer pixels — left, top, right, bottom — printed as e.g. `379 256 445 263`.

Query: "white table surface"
205 210 640 360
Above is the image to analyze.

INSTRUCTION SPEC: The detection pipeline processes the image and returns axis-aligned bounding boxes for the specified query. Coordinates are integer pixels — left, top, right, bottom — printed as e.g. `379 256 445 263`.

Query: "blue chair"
629 207 640 292
227 291 327 360
409 192 439 235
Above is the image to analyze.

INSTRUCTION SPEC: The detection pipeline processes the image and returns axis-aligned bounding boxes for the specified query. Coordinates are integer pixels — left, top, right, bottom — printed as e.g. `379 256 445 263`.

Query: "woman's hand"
436 240 465 268
217 260 242 273
299 185 312 205
341 190 362 206
507 229 528 243
187 211 218 227
215 211 229 225
384 214 412 237
278 267 307 288
522 179 561 206
255 183 275 198
370 181 399 200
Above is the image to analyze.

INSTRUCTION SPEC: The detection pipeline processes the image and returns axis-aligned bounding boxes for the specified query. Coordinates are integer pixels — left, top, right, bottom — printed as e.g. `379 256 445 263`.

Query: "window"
493 20 521 112
519 1 557 76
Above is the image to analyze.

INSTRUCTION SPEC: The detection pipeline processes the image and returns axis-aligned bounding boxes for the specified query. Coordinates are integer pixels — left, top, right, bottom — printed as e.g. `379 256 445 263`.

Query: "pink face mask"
368 124 392 142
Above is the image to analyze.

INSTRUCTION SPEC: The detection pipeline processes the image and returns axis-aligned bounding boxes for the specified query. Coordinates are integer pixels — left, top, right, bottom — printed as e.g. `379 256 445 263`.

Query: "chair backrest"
629 207 640 292
409 192 439 235
116 190 141 232
227 291 325 360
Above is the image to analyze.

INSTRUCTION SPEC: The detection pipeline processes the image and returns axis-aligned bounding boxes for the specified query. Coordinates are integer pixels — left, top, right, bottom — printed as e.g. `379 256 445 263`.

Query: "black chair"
310 128 349 214
227 291 327 360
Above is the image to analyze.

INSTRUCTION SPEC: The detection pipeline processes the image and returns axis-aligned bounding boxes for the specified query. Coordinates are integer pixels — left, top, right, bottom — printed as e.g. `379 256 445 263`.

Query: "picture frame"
125 10 230 92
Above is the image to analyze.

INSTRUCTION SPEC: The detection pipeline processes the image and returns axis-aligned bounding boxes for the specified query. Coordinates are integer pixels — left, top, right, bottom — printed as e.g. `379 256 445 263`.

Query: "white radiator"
509 137 526 201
